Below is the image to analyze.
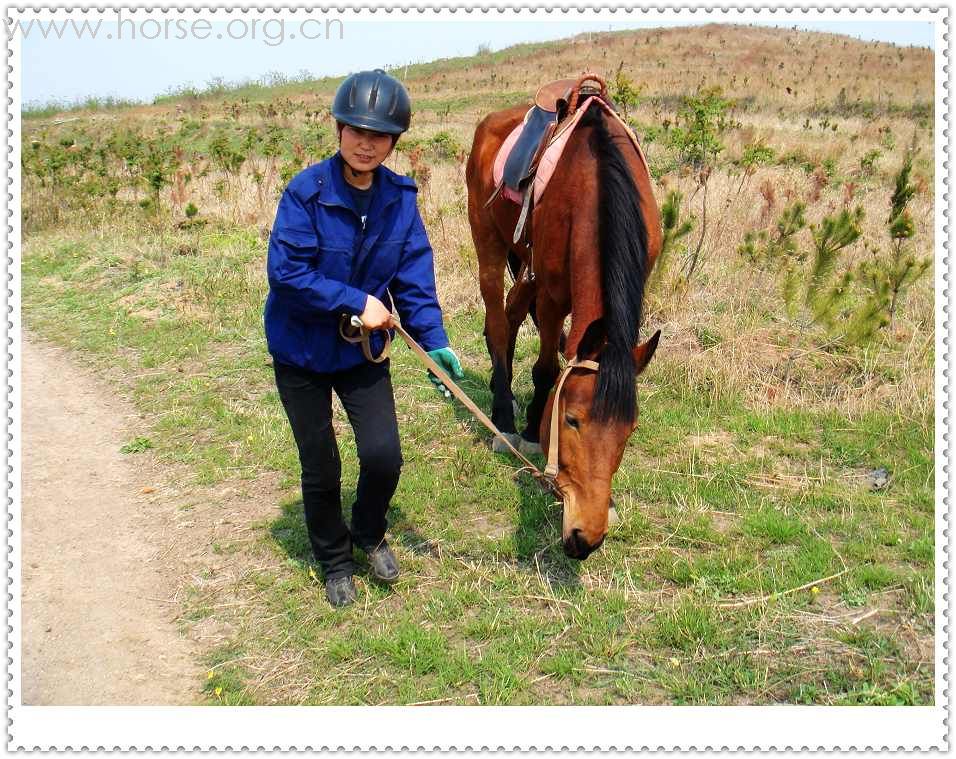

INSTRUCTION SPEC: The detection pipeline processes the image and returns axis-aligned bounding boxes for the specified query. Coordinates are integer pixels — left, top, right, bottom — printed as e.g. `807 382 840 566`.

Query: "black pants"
273 358 403 580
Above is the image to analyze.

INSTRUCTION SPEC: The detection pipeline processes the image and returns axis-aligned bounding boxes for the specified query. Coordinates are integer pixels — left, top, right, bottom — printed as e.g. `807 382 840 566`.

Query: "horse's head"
540 319 660 560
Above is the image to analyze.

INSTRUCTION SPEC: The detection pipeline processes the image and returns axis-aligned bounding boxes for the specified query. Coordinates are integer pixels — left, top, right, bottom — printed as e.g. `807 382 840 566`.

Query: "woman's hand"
360 295 395 330
426 347 464 397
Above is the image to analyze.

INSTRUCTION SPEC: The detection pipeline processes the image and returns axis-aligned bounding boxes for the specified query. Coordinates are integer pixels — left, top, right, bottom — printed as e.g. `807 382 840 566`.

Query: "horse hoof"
608 504 621 528
492 433 521 454
519 438 542 455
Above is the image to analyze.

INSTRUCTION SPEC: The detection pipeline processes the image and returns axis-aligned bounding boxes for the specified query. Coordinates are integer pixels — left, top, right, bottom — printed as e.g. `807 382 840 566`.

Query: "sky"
18 16 936 109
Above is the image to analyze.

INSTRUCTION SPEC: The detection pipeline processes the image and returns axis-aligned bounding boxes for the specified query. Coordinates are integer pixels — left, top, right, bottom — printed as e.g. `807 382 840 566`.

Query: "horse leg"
526 300 567 354
478 250 519 444
505 274 536 375
507 249 567 353
522 292 564 449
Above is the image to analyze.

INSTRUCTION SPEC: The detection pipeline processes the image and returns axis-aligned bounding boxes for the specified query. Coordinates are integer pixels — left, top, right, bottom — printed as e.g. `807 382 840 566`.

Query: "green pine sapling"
650 190 695 290
739 199 866 340
855 152 930 335
739 201 806 270
803 206 863 329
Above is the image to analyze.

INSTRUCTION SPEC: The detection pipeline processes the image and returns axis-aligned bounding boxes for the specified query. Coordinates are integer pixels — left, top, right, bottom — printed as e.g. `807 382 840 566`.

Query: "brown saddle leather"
534 74 610 116
534 78 578 112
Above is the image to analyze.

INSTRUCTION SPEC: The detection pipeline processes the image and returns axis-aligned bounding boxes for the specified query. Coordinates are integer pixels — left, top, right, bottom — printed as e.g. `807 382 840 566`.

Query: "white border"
6 705 949 750
6 1 22 747
5 4 949 751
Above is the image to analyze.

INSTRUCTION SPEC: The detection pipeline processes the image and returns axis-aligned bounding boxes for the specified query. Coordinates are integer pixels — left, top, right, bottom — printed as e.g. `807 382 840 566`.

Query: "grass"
21 219 935 704
20 23 936 706
120 435 154 454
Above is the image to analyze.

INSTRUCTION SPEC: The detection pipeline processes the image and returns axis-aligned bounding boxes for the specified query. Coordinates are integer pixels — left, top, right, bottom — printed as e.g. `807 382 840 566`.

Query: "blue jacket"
264 151 450 373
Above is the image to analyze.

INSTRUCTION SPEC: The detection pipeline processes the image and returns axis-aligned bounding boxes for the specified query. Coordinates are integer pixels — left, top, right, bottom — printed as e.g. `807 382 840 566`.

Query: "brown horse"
466 92 662 560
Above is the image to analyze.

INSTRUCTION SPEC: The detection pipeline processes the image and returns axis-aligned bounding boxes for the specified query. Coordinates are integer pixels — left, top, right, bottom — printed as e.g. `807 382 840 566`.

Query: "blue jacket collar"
318 151 414 213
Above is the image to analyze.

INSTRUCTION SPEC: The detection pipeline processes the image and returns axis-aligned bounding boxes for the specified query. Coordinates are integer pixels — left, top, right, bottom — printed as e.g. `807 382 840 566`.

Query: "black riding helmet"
331 69 411 136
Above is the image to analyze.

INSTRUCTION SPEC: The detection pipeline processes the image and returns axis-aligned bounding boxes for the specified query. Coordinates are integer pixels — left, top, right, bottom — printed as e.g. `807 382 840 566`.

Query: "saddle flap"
500 105 559 193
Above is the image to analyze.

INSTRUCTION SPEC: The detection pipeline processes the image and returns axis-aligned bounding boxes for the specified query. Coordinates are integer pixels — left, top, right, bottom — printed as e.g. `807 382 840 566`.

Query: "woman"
264 69 464 608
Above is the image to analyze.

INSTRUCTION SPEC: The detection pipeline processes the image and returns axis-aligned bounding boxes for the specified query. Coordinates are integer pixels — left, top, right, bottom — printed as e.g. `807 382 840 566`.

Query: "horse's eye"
565 414 580 429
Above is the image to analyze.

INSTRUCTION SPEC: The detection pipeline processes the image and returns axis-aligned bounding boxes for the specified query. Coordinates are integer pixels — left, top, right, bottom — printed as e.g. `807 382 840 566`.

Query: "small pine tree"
649 190 694 289
738 202 806 269
855 151 931 329
742 201 867 340
847 254 892 344
804 206 863 329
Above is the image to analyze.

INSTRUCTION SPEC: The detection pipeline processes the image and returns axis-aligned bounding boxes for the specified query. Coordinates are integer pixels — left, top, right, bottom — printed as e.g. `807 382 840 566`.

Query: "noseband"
544 357 600 478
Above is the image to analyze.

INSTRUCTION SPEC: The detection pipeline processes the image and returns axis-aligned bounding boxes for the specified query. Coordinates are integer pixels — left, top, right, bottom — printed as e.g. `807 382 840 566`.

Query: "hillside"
20 23 937 706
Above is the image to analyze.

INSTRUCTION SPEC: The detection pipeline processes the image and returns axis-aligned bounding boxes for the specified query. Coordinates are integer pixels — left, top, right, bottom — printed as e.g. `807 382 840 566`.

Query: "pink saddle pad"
492 117 527 204
491 97 650 207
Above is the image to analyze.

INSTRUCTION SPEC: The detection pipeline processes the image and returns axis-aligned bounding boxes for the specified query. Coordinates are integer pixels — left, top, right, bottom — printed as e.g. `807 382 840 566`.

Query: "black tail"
581 104 648 424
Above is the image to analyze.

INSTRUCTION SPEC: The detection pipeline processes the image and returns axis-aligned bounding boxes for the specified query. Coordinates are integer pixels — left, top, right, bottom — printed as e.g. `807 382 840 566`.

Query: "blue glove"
426 347 464 397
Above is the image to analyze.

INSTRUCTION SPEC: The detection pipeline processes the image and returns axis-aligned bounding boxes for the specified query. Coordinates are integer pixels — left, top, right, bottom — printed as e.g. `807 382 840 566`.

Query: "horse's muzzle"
563 528 605 560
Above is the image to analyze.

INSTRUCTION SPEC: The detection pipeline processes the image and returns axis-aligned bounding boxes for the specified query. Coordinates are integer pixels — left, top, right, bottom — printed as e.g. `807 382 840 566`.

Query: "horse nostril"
562 529 588 559
563 528 607 560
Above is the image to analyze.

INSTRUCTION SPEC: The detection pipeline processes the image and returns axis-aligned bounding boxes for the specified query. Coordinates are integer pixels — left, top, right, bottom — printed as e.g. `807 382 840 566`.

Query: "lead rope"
340 315 599 500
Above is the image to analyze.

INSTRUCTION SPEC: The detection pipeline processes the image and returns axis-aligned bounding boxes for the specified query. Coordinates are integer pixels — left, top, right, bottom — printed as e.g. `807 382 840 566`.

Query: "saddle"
488 74 646 249
500 78 585 192
493 76 607 227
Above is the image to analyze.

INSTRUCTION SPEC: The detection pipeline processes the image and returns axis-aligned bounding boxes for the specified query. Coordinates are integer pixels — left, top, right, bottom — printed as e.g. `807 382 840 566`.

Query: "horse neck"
553 122 604 361
560 106 654 363
564 226 605 361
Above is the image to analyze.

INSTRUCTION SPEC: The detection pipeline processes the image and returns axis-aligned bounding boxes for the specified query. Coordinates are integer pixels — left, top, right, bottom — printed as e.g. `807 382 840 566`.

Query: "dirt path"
20 334 201 705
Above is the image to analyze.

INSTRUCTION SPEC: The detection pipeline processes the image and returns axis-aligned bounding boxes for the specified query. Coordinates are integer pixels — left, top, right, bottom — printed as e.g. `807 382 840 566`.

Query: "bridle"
543 357 599 479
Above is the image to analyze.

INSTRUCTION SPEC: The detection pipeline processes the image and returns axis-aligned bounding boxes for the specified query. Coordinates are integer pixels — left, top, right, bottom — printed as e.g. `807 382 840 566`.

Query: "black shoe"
325 575 356 607
364 541 400 583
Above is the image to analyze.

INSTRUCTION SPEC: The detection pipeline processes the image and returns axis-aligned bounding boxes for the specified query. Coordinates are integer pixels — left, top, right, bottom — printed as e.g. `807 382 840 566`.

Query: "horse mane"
580 102 649 425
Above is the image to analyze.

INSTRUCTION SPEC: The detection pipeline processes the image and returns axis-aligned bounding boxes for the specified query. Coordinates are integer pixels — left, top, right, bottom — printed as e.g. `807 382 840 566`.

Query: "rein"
339 315 597 499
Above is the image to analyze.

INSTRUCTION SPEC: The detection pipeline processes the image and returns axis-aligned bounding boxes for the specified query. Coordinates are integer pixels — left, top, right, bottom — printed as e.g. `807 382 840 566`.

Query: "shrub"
611 62 641 120
398 131 463 162
209 129 247 175
859 149 881 178
739 141 775 169
668 86 732 170
668 87 734 281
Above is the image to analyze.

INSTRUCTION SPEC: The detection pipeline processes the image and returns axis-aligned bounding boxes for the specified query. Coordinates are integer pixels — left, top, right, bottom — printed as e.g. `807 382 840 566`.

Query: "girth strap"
513 184 534 245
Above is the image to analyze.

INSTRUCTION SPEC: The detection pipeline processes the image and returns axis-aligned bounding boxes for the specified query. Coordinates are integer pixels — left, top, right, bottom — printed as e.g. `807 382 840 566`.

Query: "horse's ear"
576 318 606 360
632 329 661 376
